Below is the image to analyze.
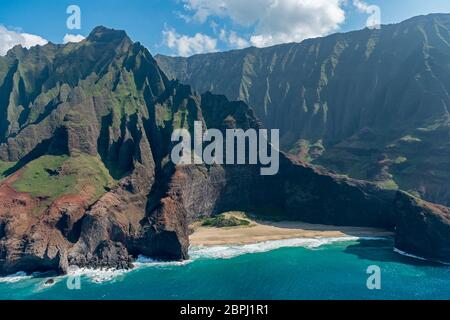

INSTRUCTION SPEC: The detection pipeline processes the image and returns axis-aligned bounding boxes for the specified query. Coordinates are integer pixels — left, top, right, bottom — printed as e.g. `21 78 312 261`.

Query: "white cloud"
63 33 85 44
184 0 265 25
0 25 48 56
352 0 381 29
163 27 218 56
182 0 346 47
352 0 371 13
219 29 249 49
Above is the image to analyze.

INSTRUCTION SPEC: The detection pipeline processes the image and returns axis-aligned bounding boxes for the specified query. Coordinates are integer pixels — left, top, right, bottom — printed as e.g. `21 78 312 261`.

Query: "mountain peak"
87 25 131 43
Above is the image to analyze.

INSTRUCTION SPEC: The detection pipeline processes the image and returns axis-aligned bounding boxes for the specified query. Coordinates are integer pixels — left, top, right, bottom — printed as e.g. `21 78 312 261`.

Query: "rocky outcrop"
0 172 75 274
395 192 450 262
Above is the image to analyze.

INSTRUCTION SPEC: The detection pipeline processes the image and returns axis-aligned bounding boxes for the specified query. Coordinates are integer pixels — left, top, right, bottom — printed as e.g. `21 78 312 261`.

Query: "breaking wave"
66 267 129 284
393 248 428 261
393 247 450 266
133 255 193 268
188 236 382 260
0 271 32 283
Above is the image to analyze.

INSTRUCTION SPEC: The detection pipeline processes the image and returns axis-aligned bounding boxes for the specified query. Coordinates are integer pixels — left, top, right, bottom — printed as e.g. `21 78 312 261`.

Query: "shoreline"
0 217 396 283
4 230 446 284
0 235 391 284
190 219 394 247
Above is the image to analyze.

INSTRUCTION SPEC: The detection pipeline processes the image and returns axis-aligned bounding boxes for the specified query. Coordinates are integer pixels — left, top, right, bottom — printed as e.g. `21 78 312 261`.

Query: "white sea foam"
67 267 129 283
61 236 373 281
393 248 428 261
133 255 192 268
0 271 32 283
393 247 450 265
133 237 370 267
59 256 193 284
189 236 378 260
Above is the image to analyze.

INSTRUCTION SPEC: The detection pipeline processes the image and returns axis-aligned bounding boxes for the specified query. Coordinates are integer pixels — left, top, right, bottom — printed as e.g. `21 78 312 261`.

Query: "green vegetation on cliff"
0 161 15 181
202 212 251 228
12 153 115 203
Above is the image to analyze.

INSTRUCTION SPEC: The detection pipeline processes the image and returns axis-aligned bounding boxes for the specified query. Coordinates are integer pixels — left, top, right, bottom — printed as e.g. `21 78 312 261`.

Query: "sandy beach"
190 215 393 246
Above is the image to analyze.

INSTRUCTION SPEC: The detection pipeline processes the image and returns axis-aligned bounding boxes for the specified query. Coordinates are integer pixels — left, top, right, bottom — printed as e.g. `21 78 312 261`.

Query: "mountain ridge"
156 13 450 206
156 13 450 60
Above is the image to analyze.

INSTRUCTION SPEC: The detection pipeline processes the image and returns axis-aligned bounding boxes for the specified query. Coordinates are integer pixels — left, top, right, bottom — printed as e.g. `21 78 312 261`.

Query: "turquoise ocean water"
1 238 450 300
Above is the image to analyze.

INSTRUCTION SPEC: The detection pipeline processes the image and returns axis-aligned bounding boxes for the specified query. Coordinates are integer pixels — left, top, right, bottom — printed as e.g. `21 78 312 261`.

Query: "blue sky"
0 0 449 56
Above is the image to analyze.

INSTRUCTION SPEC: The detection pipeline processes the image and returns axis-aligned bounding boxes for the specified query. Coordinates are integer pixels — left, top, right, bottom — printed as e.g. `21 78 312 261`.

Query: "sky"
0 0 449 57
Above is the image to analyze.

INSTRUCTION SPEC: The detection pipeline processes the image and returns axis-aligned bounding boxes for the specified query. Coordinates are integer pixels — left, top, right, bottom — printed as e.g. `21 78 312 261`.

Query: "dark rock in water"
0 23 449 275
45 279 55 286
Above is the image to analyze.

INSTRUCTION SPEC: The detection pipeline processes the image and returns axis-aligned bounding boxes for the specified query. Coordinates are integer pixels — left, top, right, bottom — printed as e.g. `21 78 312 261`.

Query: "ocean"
1 237 450 300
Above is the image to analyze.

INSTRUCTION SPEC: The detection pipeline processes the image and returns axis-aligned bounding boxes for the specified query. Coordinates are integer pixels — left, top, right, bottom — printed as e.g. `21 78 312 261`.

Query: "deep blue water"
1 238 449 300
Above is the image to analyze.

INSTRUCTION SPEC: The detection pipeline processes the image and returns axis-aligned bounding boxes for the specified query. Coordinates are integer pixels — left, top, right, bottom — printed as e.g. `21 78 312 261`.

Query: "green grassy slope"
12 153 116 203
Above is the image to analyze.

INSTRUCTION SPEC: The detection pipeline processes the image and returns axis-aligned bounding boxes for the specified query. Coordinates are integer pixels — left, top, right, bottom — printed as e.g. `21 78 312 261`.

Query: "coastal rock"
394 192 450 262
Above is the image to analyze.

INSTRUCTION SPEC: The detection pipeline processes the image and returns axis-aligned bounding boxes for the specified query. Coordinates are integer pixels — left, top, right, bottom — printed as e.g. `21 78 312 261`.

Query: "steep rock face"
395 192 450 262
156 14 450 206
0 171 79 274
162 157 397 229
68 165 154 269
